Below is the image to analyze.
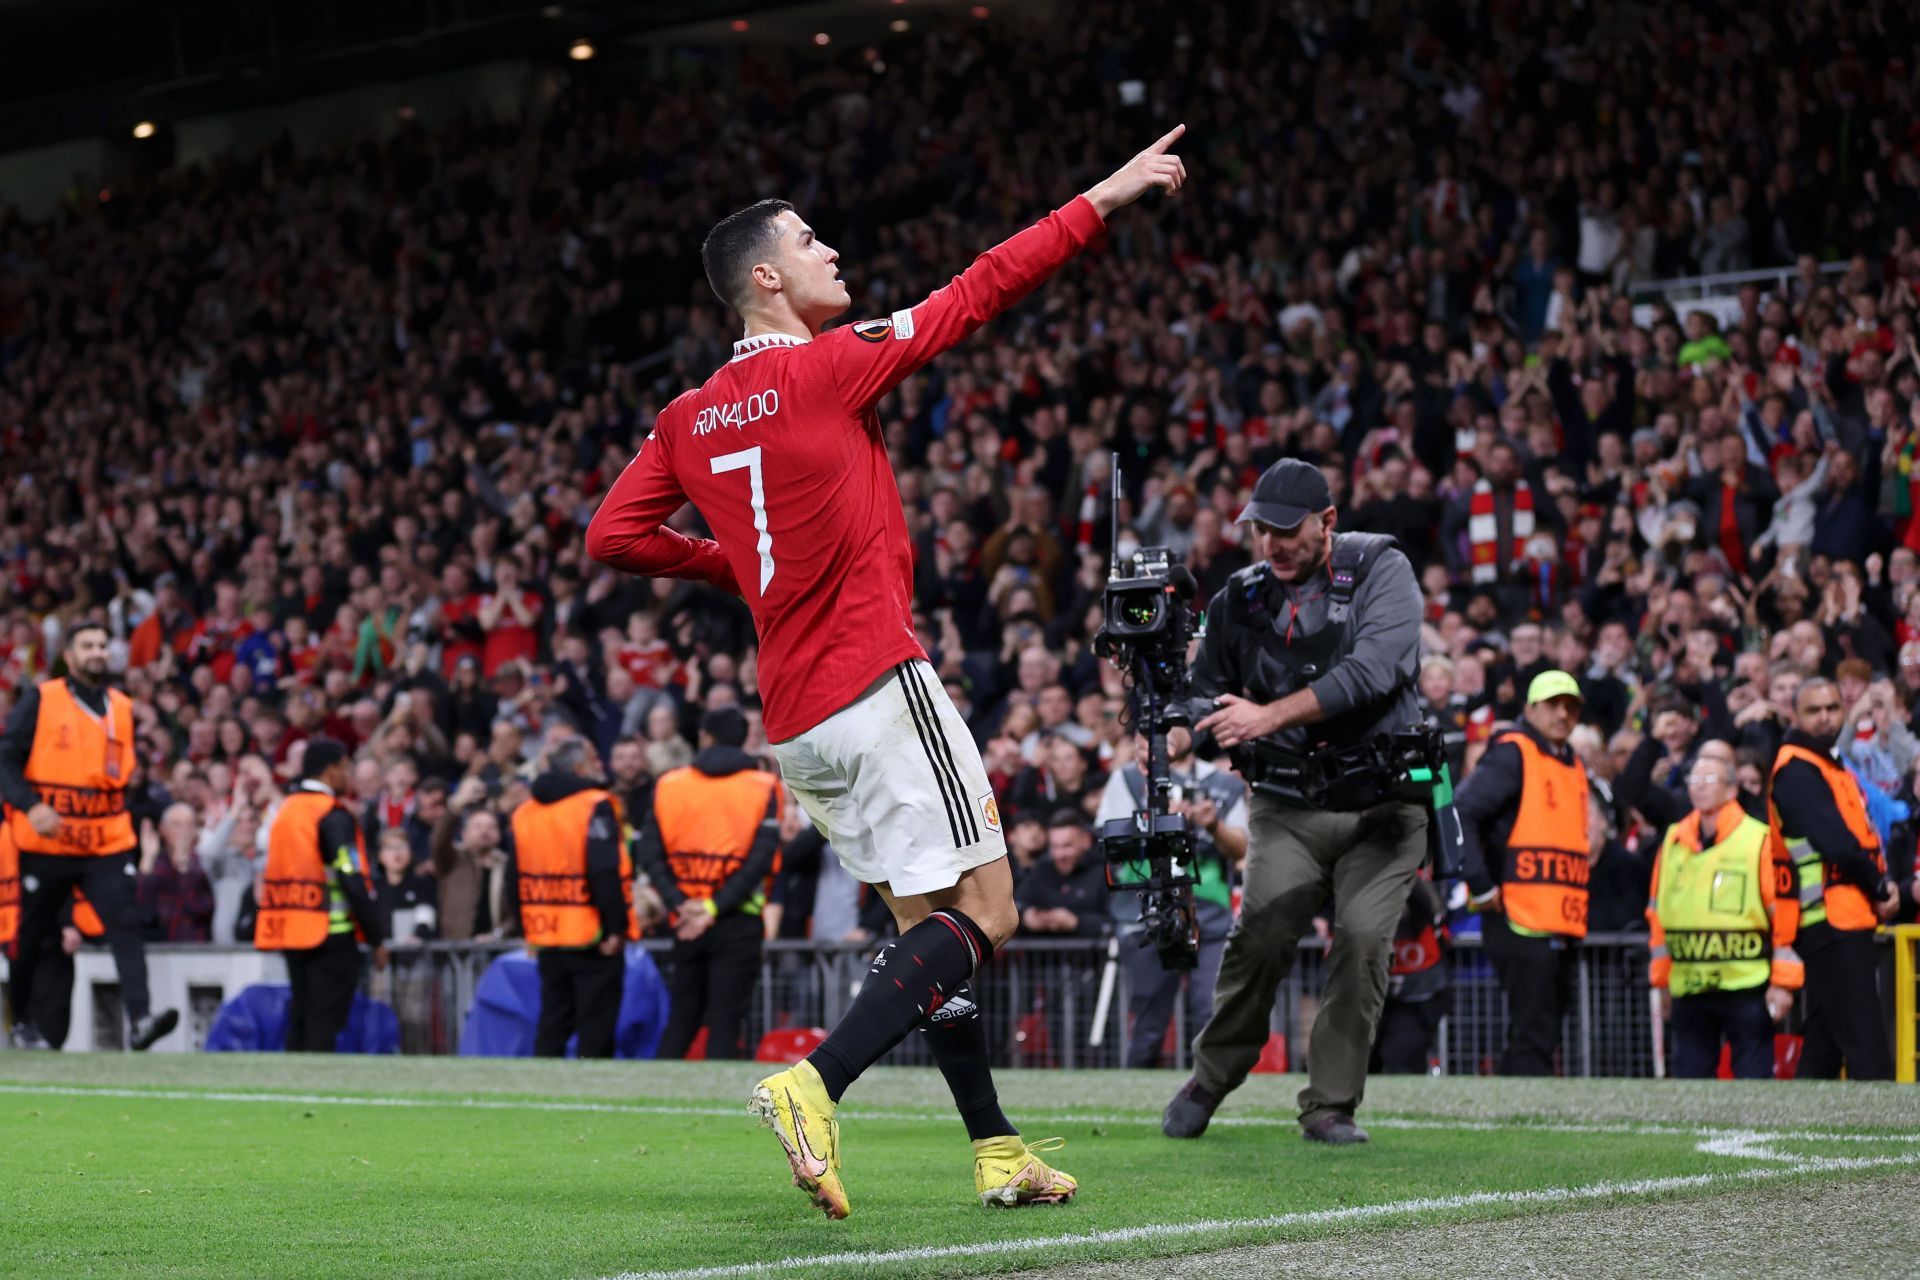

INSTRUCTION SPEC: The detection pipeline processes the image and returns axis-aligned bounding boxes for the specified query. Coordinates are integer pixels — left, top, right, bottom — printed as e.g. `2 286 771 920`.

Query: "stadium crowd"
1 0 1919 966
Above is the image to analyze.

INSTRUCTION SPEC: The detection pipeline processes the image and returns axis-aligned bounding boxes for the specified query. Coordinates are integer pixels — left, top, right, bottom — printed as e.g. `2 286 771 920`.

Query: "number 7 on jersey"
710 446 775 595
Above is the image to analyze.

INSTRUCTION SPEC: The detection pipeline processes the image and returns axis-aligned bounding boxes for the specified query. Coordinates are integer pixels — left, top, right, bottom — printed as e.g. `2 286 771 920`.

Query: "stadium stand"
1 0 1917 1062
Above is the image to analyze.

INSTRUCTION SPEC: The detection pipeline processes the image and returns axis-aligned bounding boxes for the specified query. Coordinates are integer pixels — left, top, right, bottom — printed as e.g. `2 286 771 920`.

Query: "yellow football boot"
748 1061 849 1220
972 1135 1078 1207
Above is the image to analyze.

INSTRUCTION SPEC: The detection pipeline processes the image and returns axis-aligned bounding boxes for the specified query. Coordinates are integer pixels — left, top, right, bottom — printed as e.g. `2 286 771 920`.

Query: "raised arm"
826 125 1188 410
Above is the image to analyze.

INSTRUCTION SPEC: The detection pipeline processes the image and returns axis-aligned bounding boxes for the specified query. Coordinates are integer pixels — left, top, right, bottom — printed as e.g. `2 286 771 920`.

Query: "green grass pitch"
0 1054 1914 1279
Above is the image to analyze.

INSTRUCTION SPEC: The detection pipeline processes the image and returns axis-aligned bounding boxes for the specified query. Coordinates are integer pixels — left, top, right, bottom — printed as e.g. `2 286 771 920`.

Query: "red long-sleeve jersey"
586 196 1107 742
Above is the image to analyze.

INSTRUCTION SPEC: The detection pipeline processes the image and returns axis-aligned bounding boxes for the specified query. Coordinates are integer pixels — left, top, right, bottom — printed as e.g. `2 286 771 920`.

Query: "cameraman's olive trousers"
1191 794 1428 1128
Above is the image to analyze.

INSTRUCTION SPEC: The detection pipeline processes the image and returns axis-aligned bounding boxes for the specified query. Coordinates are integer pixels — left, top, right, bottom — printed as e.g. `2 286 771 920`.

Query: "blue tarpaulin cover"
204 985 400 1054
457 946 669 1058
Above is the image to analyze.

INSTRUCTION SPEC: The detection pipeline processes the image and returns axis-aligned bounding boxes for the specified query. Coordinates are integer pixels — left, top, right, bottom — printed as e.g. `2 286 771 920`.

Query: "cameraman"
1162 459 1426 1147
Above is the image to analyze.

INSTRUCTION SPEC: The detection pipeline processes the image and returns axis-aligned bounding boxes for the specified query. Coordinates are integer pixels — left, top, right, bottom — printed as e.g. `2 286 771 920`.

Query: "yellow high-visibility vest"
1648 809 1777 998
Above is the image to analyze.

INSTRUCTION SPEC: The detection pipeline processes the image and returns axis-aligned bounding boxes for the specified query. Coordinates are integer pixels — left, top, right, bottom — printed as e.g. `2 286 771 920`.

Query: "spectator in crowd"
401 777 450 868
1418 656 1471 780
1015 811 1110 938
347 757 384 828
1003 812 1049 876
765 797 820 941
127 575 195 672
479 561 543 678
1840 679 1920 797
200 754 278 944
1644 696 1704 794
1008 735 1105 824
644 705 694 776
772 819 890 947
431 780 514 942
365 756 419 848
605 736 653 832
137 804 216 943
6 0 1920 1079
442 657 499 744
1582 781 1651 933
374 830 438 943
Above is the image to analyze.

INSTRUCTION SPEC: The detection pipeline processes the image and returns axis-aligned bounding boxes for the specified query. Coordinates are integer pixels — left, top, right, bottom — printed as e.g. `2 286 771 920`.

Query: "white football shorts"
771 659 1007 896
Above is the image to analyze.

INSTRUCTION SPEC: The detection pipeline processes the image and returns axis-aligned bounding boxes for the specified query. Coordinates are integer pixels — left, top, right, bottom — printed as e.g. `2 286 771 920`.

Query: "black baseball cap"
1236 458 1332 531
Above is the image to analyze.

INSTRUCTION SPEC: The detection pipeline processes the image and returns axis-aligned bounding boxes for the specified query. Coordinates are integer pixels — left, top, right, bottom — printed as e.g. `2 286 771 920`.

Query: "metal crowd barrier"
320 929 1907 1078
19 930 1906 1078
1628 258 1847 303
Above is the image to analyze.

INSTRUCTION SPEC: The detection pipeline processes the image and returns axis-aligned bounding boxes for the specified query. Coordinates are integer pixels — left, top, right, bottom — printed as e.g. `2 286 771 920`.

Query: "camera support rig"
1092 456 1202 971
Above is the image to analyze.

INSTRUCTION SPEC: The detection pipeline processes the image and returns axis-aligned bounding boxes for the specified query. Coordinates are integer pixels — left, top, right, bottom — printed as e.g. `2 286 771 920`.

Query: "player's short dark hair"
702 199 794 313
66 619 110 646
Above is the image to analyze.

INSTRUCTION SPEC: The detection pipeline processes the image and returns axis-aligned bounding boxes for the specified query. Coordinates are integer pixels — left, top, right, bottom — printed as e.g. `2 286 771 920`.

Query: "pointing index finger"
1146 123 1186 155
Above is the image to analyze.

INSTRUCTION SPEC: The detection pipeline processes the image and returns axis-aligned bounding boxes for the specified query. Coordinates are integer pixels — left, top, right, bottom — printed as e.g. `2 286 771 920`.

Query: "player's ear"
750 260 782 296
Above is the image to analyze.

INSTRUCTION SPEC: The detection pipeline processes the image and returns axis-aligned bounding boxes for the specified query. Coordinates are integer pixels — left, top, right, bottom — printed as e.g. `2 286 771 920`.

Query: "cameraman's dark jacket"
1191 533 1425 765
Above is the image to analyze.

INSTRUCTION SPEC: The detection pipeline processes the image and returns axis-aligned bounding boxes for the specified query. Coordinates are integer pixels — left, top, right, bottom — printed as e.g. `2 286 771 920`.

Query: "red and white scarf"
1468 478 1533 584
1076 482 1100 549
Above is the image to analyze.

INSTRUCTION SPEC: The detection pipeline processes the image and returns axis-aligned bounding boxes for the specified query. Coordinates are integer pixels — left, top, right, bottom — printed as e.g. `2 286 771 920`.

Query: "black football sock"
807 908 993 1103
920 981 1017 1141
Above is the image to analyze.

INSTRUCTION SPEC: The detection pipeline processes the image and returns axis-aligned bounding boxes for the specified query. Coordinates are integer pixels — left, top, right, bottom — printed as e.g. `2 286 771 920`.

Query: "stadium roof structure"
0 0 822 155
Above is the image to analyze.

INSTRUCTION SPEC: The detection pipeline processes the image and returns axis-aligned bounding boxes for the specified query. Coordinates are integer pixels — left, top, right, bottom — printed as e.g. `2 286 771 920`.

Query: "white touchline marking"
4 1081 1915 1280
0 1083 755 1120
601 1152 1920 1280
1 1083 1916 1149
1685 1130 1920 1165
1366 1116 1920 1144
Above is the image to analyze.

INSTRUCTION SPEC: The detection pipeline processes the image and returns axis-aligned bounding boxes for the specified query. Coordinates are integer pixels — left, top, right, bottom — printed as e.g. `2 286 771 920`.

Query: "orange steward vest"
0 808 103 943
1767 743 1885 934
1495 730 1590 938
0 813 17 944
512 789 638 948
8 679 136 856
257 790 369 950
653 766 782 913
